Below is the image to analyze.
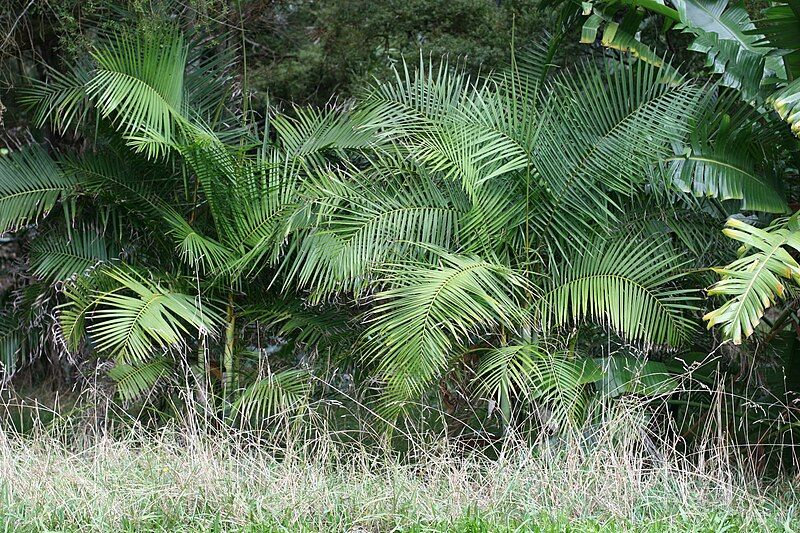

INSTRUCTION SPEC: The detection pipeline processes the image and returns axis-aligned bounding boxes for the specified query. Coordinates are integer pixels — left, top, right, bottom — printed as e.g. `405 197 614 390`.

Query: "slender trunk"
223 295 237 413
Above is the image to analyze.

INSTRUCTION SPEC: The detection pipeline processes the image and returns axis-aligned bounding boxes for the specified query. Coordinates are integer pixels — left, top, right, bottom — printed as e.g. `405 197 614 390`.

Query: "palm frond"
272 105 377 161
666 92 788 212
539 235 699 346
108 357 174 402
233 369 312 422
364 252 532 415
20 62 93 134
0 146 76 233
287 166 466 299
29 227 119 282
532 59 703 252
596 355 678 397
87 29 189 158
675 0 774 100
60 267 222 363
474 343 602 424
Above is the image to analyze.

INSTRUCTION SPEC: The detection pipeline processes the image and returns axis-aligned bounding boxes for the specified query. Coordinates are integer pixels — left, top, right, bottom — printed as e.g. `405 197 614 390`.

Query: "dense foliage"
0 0 799 468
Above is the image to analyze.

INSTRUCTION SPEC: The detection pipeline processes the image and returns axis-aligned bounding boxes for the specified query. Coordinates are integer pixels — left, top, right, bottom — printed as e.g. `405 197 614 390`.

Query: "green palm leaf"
532 59 703 252
596 355 679 397
475 343 602 424
87 29 189 158
364 252 532 415
60 267 222 363
539 235 699 346
665 92 788 212
20 62 93 134
0 146 76 233
29 227 119 282
287 167 466 299
233 369 312 422
108 357 174 402
673 0 774 99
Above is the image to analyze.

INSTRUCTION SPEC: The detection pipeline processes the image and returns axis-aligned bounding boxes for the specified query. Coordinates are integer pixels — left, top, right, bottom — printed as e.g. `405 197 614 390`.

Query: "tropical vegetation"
0 0 799 529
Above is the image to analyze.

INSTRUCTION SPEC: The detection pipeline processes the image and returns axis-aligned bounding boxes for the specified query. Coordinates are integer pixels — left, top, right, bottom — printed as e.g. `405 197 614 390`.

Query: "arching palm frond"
704 217 800 344
108 357 174 403
0 146 76 233
539 235 699 346
65 151 174 219
29 227 119 283
212 149 313 281
87 29 189 158
233 369 312 422
363 57 475 133
59 267 222 364
364 253 532 416
512 32 563 94
65 151 214 270
532 59 704 253
365 61 534 199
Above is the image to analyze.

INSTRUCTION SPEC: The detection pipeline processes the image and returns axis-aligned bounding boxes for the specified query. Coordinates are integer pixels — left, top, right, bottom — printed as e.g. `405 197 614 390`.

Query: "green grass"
0 417 797 532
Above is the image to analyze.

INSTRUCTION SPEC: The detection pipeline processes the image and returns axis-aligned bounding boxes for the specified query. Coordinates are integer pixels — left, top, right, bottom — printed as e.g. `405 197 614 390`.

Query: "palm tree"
0 25 790 431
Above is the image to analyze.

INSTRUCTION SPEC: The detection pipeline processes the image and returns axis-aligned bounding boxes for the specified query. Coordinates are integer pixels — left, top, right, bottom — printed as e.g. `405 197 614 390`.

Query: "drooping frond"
29 227 119 282
539 235 699 346
704 217 800 344
674 0 775 100
0 146 76 233
65 151 175 220
364 252 532 415
233 369 312 422
245 297 356 351
59 267 222 363
108 357 174 402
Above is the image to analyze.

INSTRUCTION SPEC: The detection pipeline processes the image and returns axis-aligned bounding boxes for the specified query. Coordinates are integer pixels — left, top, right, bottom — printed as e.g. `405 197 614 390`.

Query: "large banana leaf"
704 218 800 343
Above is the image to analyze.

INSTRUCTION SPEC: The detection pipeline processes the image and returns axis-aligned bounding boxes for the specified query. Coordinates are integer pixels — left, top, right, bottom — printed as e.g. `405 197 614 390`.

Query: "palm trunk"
223 295 237 413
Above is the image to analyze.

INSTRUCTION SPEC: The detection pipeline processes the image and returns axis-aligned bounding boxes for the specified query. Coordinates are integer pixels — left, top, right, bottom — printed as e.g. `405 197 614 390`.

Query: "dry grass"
0 397 797 532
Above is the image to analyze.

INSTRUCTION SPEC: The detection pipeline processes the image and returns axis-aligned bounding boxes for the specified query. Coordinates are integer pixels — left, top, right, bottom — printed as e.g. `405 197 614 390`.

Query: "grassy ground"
0 402 797 533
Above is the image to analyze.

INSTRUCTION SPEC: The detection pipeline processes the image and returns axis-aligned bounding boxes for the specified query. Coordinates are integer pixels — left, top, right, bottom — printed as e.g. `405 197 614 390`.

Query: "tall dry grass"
0 391 797 532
